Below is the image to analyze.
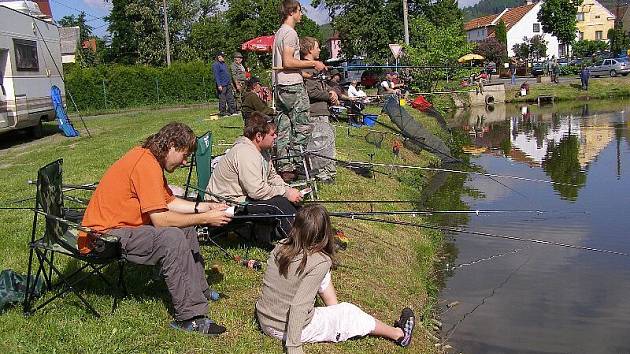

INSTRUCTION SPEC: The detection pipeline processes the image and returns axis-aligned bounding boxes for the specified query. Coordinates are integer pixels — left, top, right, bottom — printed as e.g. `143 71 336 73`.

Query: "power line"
50 0 106 21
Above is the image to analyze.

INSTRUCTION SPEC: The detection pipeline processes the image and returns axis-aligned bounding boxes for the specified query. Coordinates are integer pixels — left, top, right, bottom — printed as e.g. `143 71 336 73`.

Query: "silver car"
588 58 630 77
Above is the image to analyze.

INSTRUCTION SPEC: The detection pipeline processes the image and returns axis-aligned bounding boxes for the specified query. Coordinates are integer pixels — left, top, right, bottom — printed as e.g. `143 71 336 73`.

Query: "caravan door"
0 48 8 129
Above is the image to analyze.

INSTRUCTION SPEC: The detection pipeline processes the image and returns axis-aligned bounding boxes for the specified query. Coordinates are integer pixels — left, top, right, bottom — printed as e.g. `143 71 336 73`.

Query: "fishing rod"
305 151 578 187
333 214 630 258
4 182 100 206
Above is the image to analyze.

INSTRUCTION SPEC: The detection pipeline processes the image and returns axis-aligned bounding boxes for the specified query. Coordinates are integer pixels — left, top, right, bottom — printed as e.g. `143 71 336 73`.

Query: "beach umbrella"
241 35 274 53
458 53 485 63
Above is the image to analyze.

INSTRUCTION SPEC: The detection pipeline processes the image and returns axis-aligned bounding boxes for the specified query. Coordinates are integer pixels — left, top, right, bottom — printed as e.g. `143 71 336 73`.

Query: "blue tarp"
51 85 79 137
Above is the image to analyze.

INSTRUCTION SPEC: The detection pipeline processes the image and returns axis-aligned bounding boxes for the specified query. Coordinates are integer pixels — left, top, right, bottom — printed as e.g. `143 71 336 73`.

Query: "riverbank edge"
504 76 630 104
0 105 448 353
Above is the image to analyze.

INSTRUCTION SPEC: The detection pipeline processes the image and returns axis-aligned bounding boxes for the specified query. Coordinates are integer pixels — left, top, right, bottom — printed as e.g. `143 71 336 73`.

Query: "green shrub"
64 61 216 111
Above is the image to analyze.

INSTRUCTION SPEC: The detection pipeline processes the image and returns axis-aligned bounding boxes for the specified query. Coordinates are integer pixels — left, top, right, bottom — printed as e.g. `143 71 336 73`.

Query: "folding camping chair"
23 159 126 317
183 132 257 245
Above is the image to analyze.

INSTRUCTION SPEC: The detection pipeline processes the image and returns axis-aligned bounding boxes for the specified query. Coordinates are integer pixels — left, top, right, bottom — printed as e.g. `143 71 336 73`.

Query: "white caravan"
0 2 64 137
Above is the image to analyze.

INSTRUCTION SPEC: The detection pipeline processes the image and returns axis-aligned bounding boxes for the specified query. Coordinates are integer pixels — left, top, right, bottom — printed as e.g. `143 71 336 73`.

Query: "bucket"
399 98 406 106
363 114 378 127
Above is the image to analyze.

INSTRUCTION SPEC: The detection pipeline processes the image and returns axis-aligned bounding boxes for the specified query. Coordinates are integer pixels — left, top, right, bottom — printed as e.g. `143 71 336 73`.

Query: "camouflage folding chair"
23 159 126 317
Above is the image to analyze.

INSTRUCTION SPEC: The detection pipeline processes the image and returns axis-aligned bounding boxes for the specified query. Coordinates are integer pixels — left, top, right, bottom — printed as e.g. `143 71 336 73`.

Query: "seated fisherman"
241 76 275 123
80 122 231 335
300 36 338 183
378 72 402 97
206 112 303 241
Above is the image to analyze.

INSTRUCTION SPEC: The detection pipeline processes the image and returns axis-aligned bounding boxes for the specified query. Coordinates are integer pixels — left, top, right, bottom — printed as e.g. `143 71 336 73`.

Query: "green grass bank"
0 105 450 353
505 76 630 104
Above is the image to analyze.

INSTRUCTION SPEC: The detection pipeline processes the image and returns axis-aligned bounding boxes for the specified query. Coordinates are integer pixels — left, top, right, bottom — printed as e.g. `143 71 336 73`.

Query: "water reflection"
434 100 630 353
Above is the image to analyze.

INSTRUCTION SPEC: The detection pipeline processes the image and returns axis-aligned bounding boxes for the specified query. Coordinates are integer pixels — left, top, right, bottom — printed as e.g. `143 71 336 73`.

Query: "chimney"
33 0 53 18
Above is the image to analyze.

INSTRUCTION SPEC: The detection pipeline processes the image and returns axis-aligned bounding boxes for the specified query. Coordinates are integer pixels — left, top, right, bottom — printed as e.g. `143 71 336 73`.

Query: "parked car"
557 57 569 66
588 58 630 77
531 62 545 77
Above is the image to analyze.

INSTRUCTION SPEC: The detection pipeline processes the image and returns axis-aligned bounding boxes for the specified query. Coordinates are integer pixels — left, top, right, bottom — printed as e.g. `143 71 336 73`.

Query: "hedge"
63 61 217 111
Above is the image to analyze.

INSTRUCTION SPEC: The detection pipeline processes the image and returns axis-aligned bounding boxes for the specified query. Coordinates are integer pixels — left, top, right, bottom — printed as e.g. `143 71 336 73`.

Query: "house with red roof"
465 1 564 58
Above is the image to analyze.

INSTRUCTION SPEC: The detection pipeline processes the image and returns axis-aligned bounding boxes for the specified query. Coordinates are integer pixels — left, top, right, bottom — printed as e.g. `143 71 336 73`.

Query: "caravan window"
13 39 39 71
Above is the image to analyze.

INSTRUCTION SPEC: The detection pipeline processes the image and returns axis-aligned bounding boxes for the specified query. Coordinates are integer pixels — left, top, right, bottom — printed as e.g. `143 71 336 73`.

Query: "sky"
48 0 332 37
48 0 479 37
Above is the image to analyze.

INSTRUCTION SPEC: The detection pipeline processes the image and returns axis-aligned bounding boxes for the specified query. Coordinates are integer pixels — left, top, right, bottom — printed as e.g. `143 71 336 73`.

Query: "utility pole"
403 0 409 45
163 0 171 66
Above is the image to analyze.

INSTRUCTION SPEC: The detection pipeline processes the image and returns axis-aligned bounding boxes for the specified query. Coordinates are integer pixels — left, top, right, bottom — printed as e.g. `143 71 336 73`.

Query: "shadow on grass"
0 123 60 151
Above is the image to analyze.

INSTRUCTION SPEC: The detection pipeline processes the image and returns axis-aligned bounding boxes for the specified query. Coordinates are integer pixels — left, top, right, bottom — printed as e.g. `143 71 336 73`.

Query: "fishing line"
332 215 630 257
305 151 578 187
443 254 532 342
444 248 525 272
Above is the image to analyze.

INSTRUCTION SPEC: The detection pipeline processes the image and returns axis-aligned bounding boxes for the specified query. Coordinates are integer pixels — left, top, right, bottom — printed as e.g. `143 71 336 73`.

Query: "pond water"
432 100 630 353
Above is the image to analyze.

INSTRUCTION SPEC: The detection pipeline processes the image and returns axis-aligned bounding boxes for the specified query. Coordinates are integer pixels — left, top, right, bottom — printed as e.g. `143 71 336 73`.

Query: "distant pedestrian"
580 66 590 90
552 59 560 84
212 51 237 117
231 52 247 111
510 61 517 85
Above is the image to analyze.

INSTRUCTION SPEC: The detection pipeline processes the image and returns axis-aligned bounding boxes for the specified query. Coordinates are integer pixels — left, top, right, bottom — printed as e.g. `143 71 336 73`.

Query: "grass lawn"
506 76 630 103
0 104 446 353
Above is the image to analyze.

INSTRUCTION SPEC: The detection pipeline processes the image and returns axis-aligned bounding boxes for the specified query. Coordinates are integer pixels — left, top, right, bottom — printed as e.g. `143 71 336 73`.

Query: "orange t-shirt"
79 147 175 253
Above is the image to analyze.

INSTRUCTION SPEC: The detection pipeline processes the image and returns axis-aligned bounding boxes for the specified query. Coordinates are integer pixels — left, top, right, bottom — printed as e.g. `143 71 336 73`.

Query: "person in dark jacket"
212 51 237 116
241 77 275 122
580 65 590 90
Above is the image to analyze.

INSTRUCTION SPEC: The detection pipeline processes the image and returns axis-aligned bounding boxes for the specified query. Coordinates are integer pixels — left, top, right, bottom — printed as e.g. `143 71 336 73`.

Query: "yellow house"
576 0 615 41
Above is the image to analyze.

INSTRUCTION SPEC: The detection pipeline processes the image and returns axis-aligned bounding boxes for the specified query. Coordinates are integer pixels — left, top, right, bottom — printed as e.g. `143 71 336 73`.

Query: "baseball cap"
234 52 243 58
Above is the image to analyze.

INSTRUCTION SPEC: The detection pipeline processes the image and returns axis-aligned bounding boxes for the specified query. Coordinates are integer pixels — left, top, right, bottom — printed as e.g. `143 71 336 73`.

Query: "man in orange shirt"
81 122 231 336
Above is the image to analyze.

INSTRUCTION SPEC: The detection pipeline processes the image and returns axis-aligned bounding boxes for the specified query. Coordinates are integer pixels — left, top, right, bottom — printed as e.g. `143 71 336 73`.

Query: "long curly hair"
142 122 196 166
276 204 336 277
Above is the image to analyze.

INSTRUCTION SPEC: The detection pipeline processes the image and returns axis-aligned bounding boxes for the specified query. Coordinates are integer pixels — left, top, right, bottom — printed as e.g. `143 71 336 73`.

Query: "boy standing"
273 0 326 182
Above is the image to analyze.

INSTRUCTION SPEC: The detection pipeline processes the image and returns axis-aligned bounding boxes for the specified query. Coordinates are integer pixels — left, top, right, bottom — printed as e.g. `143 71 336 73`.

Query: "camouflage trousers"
274 83 311 173
308 115 336 180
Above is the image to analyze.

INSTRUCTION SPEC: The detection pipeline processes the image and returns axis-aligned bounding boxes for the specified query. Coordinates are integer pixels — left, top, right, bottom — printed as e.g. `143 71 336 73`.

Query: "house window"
579 32 584 40
596 31 603 40
577 12 585 21
533 23 540 33
13 39 38 71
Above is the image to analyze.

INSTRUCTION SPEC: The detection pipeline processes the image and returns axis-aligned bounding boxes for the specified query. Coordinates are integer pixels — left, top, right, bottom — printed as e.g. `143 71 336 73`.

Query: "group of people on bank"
79 1 415 353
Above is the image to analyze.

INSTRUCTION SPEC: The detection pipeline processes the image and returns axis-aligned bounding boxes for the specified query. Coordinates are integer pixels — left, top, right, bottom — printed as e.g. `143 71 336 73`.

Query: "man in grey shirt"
273 0 326 182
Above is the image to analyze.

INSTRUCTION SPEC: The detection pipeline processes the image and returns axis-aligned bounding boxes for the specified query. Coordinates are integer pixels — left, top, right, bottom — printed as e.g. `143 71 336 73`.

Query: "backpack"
0 269 43 312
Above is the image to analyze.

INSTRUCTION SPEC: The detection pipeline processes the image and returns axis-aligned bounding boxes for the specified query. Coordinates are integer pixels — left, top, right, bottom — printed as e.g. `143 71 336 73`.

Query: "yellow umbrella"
458 53 485 63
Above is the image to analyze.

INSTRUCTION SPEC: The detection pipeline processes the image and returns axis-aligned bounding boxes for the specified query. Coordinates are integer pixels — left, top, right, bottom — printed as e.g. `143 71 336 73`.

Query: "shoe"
280 171 297 182
395 307 415 347
170 316 226 336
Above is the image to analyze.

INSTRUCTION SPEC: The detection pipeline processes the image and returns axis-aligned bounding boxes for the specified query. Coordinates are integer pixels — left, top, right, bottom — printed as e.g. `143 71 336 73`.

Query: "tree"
475 38 506 63
529 35 548 60
538 0 583 54
572 39 608 58
495 20 507 47
58 12 93 43
311 0 464 63
608 26 630 56
105 0 217 65
512 42 530 60
405 16 473 90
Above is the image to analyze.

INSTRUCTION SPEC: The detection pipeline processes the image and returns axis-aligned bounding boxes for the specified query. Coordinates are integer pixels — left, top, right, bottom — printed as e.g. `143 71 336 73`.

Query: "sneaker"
395 307 415 347
170 316 226 336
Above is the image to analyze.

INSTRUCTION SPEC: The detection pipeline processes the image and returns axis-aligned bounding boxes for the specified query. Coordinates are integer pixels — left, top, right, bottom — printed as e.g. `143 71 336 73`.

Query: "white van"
0 2 64 137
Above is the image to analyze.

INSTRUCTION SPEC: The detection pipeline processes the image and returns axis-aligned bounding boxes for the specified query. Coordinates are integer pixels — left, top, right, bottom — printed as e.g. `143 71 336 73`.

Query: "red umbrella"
241 35 274 53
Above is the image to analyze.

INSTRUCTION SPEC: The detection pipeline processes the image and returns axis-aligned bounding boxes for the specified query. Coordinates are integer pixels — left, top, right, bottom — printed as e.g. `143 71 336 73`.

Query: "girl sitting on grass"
255 204 415 354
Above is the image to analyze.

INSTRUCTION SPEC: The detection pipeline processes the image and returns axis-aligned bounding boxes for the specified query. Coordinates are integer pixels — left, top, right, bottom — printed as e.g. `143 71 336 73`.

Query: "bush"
560 65 580 76
64 61 217 111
